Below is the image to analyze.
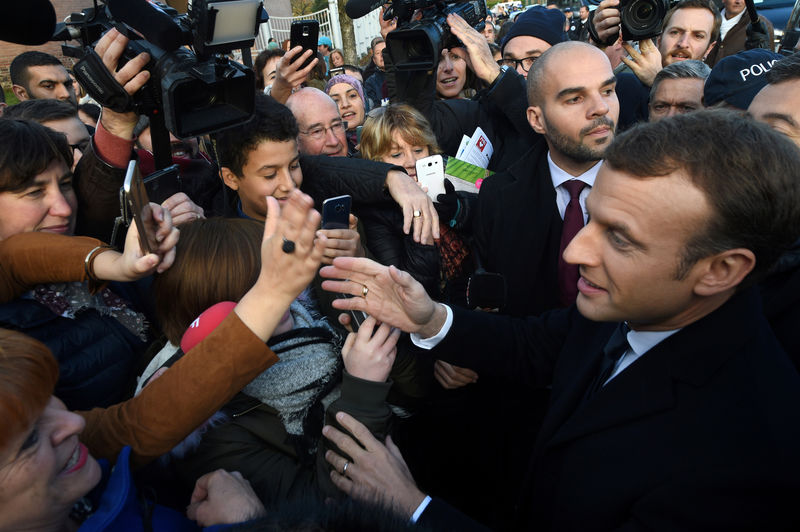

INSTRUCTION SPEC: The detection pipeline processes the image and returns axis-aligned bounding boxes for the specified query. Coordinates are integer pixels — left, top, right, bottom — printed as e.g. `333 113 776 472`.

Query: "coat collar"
540 288 766 450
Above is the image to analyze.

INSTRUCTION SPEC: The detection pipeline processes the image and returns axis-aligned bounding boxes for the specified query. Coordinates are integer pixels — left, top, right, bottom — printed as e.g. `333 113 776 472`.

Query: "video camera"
587 0 673 45
345 0 487 71
384 0 488 71
55 0 267 140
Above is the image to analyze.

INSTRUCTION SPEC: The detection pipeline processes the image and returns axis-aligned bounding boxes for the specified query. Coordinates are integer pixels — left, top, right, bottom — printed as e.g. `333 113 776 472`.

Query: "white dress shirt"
548 153 602 224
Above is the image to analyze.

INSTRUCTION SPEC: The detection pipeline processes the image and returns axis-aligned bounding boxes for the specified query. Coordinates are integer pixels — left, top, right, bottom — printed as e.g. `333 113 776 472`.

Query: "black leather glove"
746 20 771 50
436 178 476 232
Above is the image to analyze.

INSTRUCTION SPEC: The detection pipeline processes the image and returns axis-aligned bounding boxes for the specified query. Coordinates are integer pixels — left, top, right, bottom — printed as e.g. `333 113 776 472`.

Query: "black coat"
421 288 800 530
386 56 539 173
473 140 562 316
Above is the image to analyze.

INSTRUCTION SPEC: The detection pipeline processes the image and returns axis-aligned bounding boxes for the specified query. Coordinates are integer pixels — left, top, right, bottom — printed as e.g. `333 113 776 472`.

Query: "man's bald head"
527 41 610 107
286 87 348 157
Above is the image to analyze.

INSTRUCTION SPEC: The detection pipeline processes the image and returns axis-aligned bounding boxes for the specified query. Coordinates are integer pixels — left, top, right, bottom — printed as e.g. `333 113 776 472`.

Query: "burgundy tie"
558 180 587 307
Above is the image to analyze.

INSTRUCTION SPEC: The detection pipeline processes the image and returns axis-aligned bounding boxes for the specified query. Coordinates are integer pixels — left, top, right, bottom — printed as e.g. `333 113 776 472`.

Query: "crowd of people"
0 0 799 530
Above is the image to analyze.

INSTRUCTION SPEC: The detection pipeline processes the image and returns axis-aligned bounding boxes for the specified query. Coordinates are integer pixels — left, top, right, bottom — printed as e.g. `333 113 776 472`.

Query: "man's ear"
693 248 756 297
220 167 240 191
527 105 546 135
703 40 717 61
11 84 29 101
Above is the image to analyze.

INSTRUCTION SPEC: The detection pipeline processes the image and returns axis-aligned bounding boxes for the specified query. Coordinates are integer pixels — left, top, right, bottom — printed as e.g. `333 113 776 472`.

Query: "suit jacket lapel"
540 289 764 451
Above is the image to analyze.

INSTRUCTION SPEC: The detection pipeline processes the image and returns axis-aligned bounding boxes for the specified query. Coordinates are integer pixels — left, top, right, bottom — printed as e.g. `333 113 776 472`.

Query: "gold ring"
413 210 422 218
361 284 369 298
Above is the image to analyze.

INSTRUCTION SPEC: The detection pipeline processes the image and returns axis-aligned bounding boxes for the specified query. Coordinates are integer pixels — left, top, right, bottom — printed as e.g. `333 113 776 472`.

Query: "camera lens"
622 0 661 31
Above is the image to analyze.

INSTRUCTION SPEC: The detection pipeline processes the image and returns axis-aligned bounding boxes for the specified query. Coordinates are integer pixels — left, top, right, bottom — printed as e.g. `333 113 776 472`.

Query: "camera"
587 0 670 44
55 0 268 138
384 0 488 71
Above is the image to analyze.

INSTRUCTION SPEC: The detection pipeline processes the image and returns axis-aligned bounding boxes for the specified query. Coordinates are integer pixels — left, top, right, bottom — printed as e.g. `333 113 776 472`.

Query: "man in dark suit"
318 108 800 530
475 41 618 316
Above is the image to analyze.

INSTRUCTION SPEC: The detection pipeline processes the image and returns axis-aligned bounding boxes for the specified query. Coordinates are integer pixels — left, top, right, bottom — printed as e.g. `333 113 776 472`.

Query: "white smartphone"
415 154 445 202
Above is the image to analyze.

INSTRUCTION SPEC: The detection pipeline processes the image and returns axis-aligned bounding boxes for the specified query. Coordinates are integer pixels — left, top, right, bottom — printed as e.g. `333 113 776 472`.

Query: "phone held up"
290 19 319 70
321 194 351 229
123 160 160 254
321 195 367 331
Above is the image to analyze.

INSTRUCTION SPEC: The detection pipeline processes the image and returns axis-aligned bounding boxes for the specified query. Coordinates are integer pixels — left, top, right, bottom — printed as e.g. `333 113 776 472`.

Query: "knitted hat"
704 49 783 110
324 74 366 105
500 6 567 53
318 35 333 47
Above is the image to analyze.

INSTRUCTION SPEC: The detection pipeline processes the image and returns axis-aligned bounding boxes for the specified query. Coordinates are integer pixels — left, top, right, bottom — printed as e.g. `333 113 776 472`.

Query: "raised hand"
320 257 447 337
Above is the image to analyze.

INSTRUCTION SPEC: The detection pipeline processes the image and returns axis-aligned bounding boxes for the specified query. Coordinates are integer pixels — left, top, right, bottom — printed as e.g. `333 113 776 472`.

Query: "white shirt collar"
626 327 680 356
547 152 602 190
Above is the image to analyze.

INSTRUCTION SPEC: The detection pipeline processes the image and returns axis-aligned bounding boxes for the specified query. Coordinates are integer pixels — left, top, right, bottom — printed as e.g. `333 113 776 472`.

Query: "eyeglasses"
498 56 539 72
70 138 91 154
298 121 347 141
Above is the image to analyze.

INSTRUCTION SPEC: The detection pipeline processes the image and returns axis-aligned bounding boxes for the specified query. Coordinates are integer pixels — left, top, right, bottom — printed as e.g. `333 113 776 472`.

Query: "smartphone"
322 194 351 230
329 66 345 77
123 160 159 255
415 154 446 201
290 20 319 70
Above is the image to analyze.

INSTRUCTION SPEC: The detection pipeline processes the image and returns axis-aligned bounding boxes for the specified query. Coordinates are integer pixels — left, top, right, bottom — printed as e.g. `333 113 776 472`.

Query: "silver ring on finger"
342 461 349 475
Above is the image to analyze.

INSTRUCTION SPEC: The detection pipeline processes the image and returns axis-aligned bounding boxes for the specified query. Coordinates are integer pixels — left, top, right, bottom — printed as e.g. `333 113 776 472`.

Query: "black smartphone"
123 160 159 254
329 66 345 77
290 19 319 70
322 194 351 230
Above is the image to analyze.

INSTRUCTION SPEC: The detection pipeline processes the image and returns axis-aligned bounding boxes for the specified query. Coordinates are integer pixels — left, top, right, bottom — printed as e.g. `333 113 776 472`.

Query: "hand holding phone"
123 160 160 254
290 20 320 70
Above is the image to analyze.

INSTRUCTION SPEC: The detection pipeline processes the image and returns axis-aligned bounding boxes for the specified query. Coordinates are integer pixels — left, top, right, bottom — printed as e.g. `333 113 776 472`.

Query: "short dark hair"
3 99 78 123
370 36 385 51
604 108 800 285
254 48 285 90
0 119 73 192
661 0 721 45
213 93 299 177
765 52 800 84
343 64 363 77
9 51 64 90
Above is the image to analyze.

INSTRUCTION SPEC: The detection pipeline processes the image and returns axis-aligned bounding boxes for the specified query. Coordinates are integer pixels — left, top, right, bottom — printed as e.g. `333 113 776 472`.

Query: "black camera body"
588 0 670 45
57 0 267 138
384 0 488 71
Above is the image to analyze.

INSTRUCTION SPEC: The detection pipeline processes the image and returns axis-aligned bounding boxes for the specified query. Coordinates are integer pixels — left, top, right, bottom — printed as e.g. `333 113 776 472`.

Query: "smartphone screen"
123 160 159 255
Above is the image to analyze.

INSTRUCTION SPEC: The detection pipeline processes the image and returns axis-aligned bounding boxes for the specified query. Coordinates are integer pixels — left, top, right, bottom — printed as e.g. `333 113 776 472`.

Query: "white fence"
254 6 383 59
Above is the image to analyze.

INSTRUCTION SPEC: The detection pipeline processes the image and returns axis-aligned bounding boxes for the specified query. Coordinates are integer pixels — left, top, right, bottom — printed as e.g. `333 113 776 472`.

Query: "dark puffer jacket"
0 296 146 411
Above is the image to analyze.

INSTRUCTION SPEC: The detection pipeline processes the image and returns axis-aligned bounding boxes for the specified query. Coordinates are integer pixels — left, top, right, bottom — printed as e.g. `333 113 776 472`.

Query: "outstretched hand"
323 412 426 519
621 39 662 87
320 257 444 336
236 190 327 341
385 171 440 244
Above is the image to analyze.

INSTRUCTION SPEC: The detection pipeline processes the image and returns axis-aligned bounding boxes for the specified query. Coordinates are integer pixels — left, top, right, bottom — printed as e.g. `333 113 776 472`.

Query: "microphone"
345 0 387 20
107 0 187 51
180 301 237 353
1 0 56 45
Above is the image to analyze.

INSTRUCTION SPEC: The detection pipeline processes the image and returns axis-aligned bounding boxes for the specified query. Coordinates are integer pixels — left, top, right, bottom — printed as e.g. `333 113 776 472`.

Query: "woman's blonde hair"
359 104 441 161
